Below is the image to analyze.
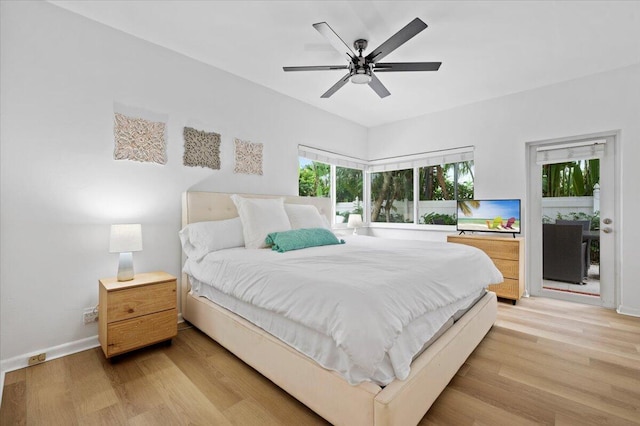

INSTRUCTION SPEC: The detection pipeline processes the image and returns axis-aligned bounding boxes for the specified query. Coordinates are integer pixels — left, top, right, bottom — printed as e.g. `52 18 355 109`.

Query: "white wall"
0 1 366 365
367 63 640 314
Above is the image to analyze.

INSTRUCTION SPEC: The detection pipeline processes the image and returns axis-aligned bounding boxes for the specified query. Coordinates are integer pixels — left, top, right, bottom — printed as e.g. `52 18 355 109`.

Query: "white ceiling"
49 1 640 128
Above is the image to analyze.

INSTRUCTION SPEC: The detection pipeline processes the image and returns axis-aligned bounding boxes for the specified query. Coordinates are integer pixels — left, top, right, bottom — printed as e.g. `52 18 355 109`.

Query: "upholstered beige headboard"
181 192 332 226
180 192 333 316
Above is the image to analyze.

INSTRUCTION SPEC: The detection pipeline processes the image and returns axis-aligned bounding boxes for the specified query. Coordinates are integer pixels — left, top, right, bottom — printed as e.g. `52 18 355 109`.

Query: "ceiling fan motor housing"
350 45 372 84
353 39 368 52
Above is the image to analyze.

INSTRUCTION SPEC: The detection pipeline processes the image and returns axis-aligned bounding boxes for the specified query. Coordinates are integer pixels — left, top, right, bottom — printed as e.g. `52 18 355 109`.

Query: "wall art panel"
183 127 221 169
113 112 167 164
234 138 263 175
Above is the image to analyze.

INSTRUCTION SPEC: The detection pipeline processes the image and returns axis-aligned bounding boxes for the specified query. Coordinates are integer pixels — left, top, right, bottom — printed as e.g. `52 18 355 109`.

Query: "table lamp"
109 224 142 281
347 214 363 235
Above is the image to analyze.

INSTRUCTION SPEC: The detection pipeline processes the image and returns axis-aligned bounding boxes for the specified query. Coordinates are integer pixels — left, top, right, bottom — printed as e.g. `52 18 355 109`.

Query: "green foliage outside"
336 167 363 202
542 160 599 197
421 212 456 225
298 161 330 197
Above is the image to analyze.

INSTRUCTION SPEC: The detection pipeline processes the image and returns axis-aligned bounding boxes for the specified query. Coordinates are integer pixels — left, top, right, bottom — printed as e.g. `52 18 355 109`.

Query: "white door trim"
525 130 621 309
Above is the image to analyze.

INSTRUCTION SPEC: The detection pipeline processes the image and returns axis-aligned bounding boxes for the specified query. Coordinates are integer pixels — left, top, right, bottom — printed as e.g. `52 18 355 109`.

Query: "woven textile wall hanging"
183 127 221 170
234 138 263 175
113 112 167 164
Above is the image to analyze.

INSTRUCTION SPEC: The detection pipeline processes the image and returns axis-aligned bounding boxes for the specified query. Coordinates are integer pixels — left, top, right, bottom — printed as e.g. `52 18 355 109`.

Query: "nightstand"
99 271 177 358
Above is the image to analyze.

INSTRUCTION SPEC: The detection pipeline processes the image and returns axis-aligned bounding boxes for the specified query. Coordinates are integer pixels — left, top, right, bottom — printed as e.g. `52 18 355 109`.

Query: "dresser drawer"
492 258 520 280
106 308 177 356
106 280 176 323
452 238 519 260
488 278 521 299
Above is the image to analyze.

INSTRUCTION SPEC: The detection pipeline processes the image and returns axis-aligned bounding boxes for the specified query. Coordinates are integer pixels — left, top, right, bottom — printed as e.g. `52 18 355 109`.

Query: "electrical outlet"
83 307 98 324
28 353 46 366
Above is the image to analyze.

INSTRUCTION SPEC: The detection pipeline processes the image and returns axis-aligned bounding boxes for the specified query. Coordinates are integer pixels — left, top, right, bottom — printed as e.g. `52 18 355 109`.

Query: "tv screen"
456 199 521 234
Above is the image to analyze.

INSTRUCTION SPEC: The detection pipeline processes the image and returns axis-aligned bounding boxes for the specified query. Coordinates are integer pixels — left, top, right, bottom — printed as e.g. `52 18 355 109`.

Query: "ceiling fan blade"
283 65 349 72
368 73 391 98
321 73 351 98
313 22 356 62
366 18 428 63
374 62 441 72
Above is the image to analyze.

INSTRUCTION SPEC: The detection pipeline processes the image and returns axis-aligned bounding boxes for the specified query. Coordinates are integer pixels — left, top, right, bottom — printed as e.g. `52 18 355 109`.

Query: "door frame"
525 130 621 308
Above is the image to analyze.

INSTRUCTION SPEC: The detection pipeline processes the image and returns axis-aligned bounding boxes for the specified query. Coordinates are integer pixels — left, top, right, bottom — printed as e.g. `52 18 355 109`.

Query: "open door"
527 133 618 308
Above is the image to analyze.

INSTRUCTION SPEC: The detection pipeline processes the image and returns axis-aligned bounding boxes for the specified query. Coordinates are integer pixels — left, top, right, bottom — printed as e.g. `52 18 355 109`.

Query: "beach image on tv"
457 199 521 233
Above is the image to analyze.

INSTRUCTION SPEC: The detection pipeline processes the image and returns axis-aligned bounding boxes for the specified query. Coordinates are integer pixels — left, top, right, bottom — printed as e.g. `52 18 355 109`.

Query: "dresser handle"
128 308 134 313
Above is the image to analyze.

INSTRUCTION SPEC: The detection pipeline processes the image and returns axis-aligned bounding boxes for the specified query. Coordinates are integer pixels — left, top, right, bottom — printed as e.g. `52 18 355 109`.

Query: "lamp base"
352 229 358 235
117 252 135 281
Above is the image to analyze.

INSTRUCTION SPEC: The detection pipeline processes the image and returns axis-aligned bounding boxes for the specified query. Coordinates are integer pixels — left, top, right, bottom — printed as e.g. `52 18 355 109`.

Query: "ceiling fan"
283 17 441 99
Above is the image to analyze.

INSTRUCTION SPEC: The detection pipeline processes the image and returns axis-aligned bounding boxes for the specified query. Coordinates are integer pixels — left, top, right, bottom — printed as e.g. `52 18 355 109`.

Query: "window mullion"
330 164 337 224
414 167 419 224
453 163 459 201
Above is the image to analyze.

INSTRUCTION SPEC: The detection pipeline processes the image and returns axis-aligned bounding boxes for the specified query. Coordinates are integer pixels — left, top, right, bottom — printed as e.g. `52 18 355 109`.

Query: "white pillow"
179 217 245 261
231 195 291 249
285 204 329 230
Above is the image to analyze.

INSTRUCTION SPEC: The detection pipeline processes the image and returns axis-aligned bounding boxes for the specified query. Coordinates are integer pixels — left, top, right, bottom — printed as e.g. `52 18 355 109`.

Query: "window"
335 166 363 224
370 169 414 223
418 161 474 225
298 145 473 227
298 157 330 197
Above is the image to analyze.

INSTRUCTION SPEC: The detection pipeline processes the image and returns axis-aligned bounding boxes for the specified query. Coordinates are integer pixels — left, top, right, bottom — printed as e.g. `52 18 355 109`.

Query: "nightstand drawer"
107 280 176 323
106 308 177 356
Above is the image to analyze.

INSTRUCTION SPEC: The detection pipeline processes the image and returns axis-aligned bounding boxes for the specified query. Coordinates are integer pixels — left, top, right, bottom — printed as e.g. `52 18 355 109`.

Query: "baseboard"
0 369 5 409
617 304 640 317
0 335 100 376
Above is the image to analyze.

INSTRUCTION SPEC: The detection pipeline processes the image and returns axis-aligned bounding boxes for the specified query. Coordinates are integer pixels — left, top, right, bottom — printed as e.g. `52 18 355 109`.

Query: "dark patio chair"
556 219 590 231
543 224 586 284
556 219 591 275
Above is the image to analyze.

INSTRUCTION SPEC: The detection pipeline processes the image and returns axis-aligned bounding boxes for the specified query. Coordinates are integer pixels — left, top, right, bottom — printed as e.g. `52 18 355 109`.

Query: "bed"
180 191 499 426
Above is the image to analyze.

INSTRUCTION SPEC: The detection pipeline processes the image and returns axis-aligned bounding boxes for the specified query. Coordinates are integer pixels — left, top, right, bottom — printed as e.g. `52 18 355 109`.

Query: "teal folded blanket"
265 228 345 253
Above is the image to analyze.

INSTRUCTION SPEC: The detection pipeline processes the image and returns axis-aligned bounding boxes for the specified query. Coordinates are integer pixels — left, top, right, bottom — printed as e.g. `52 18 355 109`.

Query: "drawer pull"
128 308 135 313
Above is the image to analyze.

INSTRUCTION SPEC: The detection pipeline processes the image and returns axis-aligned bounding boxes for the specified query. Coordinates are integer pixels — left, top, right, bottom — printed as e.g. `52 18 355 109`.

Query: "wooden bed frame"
181 191 497 426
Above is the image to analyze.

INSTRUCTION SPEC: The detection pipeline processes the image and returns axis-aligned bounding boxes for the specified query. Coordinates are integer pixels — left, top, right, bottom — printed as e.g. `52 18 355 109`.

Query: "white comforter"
184 235 502 384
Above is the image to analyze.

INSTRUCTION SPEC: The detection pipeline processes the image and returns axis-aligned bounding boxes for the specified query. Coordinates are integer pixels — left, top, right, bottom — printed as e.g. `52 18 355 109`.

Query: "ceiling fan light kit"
283 17 441 98
351 72 371 85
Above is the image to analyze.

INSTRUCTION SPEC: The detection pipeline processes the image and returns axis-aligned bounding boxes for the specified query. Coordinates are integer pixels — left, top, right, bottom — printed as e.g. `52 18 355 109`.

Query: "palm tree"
371 170 413 222
458 200 481 217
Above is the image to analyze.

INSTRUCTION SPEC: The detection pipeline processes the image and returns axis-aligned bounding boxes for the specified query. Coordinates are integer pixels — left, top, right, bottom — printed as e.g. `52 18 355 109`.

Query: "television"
456 199 521 235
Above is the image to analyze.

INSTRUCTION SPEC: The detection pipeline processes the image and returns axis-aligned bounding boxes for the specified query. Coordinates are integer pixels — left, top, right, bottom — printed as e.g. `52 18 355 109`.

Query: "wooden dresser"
447 234 525 304
99 271 177 358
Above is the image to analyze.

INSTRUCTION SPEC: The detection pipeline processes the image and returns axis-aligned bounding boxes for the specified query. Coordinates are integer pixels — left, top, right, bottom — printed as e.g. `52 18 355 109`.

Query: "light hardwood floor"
2 296 639 425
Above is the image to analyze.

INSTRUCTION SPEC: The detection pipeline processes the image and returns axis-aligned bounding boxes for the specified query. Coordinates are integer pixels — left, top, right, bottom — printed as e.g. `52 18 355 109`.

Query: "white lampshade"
347 214 363 229
109 224 143 253
109 224 142 281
